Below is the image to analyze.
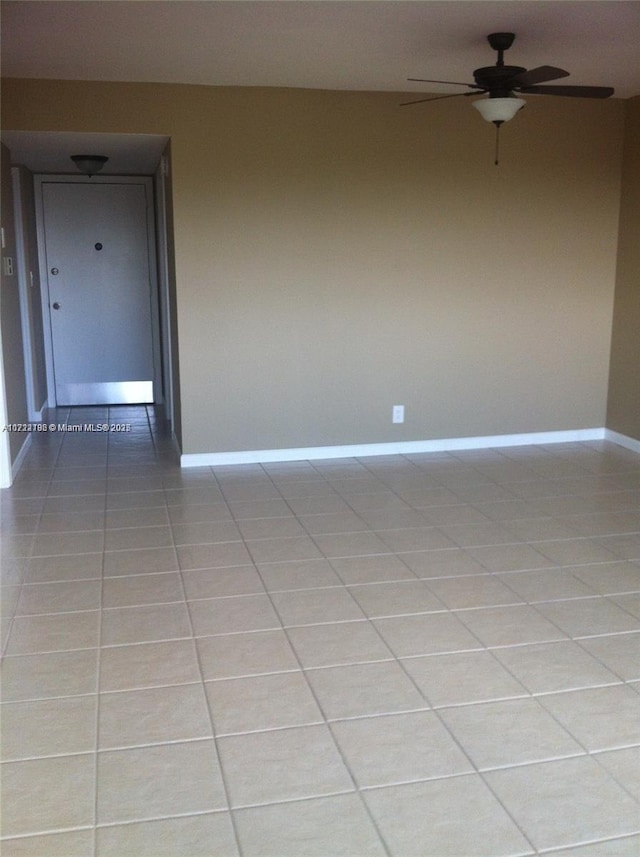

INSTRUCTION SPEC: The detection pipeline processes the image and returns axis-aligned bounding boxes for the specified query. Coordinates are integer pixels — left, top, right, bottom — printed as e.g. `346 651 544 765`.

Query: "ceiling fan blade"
400 91 478 107
520 84 615 98
408 78 480 89
508 65 570 87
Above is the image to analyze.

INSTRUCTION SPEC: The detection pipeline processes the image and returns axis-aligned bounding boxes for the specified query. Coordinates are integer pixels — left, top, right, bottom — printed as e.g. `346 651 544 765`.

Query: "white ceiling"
3 1 640 97
2 1 639 173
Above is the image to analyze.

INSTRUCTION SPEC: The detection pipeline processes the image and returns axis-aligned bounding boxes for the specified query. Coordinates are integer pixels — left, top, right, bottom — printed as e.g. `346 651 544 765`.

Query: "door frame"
34 174 162 408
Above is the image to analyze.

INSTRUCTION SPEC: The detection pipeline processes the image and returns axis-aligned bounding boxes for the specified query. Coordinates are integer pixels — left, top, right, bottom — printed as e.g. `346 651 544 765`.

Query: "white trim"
154 156 174 431
0 323 13 488
605 429 640 454
11 433 32 480
180 427 608 468
11 167 39 422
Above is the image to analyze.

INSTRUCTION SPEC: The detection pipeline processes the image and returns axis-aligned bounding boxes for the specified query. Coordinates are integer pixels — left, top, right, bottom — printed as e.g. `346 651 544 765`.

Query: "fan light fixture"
70 154 109 176
472 96 526 125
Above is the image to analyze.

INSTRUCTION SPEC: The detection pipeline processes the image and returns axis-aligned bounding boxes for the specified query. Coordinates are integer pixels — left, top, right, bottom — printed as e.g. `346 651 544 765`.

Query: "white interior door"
41 180 156 406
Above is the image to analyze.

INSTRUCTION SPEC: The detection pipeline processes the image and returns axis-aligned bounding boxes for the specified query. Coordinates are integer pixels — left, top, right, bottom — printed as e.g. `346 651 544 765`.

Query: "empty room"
1 2 639 855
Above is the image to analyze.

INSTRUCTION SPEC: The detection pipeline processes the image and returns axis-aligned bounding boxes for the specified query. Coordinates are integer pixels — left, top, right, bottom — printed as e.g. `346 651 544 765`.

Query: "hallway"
1 406 639 855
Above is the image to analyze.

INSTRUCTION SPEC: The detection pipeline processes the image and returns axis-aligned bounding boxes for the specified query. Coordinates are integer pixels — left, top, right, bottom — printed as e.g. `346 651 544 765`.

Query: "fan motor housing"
473 64 526 92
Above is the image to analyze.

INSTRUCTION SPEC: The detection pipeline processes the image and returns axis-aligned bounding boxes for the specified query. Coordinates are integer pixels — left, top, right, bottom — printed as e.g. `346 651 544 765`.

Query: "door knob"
52 302 61 310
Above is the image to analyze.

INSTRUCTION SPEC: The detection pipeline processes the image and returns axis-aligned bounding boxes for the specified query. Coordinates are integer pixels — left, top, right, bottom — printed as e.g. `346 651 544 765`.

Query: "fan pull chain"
494 123 501 166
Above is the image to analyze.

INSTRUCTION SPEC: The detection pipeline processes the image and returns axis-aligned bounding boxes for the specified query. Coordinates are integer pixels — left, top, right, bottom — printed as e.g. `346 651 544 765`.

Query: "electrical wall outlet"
392 404 405 424
2 257 14 276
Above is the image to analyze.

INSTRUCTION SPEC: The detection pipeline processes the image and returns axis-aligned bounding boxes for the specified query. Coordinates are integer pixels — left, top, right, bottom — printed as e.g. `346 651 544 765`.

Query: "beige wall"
1 79 626 454
607 95 640 441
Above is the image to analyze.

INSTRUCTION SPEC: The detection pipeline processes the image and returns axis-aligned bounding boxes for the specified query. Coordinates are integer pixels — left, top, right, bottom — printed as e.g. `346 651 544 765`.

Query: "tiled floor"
1 405 639 856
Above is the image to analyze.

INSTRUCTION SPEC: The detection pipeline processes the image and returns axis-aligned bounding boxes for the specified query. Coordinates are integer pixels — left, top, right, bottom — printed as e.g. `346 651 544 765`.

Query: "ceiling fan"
403 33 614 163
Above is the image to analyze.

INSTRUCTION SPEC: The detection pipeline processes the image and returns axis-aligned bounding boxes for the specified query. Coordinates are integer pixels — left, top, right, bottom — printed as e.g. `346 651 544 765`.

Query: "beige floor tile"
440 697 583 770
1 829 94 857
363 774 532 857
105 506 170 529
485 756 640 852
402 650 527 707
177 541 253 570
400 547 489 578
217 724 353 806
1 695 97 760
26 552 102 582
101 602 192 646
42 494 106 515
580 632 640 681
542 836 640 856
373 611 483 657
594 747 640 801
3 424 639 856
1 754 95 836
456 604 569 647
287 620 393 668
99 683 212 749
466 542 555 571
0 649 98 701
570 561 640 595
6 610 100 654
237 516 307 539
329 554 416 584
536 597 640 638
171 520 243 545
331 710 473 787
422 504 495 525
496 568 598 602
538 685 640 751
347 580 445 617
234 793 387 857
96 811 240 856
493 640 622 694
100 639 201 691
297 512 369 535
31 530 104 557
305 660 427 719
16 579 101 615
311 531 391 558
182 566 266 599
168 502 234 523
104 525 173 551
245 535 325 564
37 510 105 532
102 572 184 608
103 546 178 577
97 739 227 824
228 498 293 519
257 558 343 591
46 478 106 497
206 671 323 734
612 592 640 618
425 574 523 609
197 629 299 679
536 538 620 566
378 527 456 552
270 587 364 626
189 594 281 636
437 521 518 548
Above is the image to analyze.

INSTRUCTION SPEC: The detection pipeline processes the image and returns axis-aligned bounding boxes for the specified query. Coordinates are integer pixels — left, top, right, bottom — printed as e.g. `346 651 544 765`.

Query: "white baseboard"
604 429 640 454
11 433 33 480
181 427 610 468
